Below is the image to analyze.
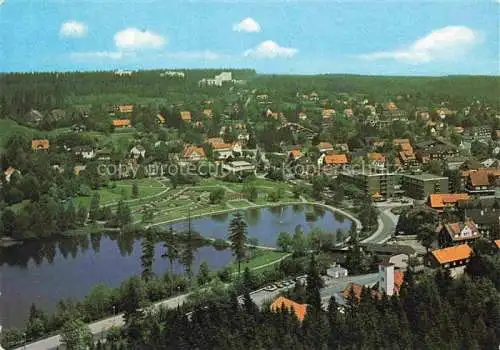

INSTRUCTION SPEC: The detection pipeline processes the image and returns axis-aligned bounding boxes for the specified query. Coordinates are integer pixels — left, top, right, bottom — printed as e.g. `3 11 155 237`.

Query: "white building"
326 265 348 279
114 70 133 76
130 145 146 159
160 71 185 78
378 262 395 296
199 71 233 87
222 161 255 174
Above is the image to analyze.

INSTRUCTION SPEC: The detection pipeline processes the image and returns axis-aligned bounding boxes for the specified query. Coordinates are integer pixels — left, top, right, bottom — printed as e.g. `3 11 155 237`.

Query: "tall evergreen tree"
140 230 156 281
305 254 323 311
228 212 248 275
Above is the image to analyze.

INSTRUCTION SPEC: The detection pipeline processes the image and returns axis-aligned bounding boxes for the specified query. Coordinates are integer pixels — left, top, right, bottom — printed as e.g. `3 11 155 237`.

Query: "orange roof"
183 146 206 158
400 143 413 153
4 167 16 178
290 149 302 159
270 297 307 321
386 102 398 110
180 111 192 121
431 244 473 265
469 170 492 187
31 139 50 150
495 240 500 249
112 119 131 127
461 168 500 178
393 271 404 294
343 270 405 300
317 142 333 150
74 165 86 176
368 152 386 162
212 142 232 150
429 193 469 209
324 154 348 165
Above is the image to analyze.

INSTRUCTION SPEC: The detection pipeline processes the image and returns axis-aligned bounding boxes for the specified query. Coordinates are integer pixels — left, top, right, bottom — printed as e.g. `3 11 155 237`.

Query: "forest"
42 253 500 350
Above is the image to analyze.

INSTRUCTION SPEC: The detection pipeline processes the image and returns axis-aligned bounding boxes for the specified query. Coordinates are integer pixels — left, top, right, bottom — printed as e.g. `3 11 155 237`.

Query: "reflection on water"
1 204 352 328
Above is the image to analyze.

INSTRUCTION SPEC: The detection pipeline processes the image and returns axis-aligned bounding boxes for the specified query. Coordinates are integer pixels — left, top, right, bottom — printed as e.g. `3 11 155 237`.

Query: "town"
0 68 499 350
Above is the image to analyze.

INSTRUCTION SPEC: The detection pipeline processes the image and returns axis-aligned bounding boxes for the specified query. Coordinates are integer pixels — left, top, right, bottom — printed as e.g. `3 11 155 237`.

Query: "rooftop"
431 244 473 265
270 297 307 321
403 172 448 181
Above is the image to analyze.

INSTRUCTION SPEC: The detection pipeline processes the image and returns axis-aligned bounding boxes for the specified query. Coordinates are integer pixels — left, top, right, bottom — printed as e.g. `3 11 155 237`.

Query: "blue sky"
0 0 498 75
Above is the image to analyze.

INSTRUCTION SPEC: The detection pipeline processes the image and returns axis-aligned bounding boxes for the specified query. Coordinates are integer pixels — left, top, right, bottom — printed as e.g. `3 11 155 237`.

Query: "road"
248 273 379 309
361 208 398 244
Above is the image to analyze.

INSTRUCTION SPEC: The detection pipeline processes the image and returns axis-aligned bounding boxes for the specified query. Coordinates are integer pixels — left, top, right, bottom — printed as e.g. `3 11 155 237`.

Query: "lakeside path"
146 200 363 234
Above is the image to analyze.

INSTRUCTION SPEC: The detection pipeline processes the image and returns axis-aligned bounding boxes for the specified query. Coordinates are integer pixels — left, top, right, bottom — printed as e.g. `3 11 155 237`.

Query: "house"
290 149 303 161
119 104 134 113
463 126 492 143
323 154 348 168
342 263 404 300
309 92 319 101
203 109 213 119
270 297 307 322
343 109 354 118
298 112 308 121
96 149 112 161
183 146 206 162
335 143 350 153
415 139 458 162
71 124 86 133
130 145 146 159
156 114 166 125
326 264 348 278
74 146 96 160
428 193 469 210
317 142 334 153
209 139 234 160
457 198 500 237
73 165 87 176
180 111 192 122
31 139 50 151
368 152 386 168
460 168 500 190
437 220 481 247
3 167 19 183
112 119 131 128
428 244 473 268
322 109 336 118
222 161 256 174
464 169 496 196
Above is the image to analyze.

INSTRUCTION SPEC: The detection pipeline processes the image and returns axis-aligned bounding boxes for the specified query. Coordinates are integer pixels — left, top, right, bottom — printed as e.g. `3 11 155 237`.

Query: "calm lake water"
0 204 352 328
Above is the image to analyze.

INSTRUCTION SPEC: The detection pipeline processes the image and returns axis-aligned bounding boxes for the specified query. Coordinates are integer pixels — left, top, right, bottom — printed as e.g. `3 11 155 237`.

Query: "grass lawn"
228 200 252 208
76 179 167 207
229 250 288 273
0 119 35 148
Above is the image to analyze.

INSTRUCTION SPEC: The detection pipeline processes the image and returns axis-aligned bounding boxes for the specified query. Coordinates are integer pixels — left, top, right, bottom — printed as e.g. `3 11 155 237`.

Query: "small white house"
130 145 146 159
74 146 96 160
326 265 348 279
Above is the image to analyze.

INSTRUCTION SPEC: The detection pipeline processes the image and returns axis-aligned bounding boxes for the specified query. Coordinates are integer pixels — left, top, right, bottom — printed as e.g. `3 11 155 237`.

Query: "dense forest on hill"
1 71 498 113
253 74 500 107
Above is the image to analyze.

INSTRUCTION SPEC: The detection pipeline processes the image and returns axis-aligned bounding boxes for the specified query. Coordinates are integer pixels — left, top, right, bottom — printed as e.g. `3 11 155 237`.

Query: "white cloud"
114 28 166 50
233 17 261 33
70 51 134 60
60 20 88 38
360 26 478 64
244 40 298 58
165 50 224 60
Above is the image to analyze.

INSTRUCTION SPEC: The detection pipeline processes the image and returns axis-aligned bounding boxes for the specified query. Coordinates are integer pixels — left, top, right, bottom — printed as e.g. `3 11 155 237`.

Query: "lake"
0 204 352 328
